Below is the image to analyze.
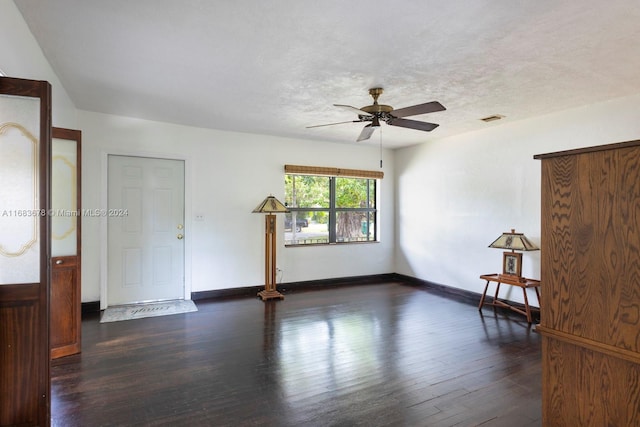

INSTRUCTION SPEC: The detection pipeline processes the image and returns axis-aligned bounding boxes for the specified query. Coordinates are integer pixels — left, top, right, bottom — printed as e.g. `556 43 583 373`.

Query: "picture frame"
502 251 522 278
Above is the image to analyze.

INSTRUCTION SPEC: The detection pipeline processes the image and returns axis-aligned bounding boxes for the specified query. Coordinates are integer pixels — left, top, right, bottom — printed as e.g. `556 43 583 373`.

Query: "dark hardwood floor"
51 281 541 427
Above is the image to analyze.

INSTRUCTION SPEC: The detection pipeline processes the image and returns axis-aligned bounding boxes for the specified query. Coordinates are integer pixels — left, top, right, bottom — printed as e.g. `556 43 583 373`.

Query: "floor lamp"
253 195 288 301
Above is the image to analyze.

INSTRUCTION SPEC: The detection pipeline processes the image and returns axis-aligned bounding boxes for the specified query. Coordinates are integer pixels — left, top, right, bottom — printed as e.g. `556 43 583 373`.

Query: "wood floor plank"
51 282 541 426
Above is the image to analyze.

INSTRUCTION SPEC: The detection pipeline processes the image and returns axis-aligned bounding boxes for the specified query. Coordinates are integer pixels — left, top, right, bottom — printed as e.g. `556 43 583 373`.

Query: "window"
284 165 382 245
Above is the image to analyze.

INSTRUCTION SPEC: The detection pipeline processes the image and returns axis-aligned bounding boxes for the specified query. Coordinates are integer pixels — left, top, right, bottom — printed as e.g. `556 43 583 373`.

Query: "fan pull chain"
379 127 383 168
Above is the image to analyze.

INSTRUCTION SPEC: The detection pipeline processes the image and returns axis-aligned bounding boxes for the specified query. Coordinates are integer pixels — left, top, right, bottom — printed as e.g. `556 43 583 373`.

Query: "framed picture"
502 252 522 277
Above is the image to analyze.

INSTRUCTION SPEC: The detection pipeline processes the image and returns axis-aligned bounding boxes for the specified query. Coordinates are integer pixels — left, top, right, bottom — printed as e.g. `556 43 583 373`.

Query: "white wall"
0 1 77 128
395 93 640 305
79 111 395 301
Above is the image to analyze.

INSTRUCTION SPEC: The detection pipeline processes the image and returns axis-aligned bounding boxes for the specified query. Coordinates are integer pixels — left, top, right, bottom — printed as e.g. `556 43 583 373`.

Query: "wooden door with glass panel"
51 127 81 359
0 76 52 427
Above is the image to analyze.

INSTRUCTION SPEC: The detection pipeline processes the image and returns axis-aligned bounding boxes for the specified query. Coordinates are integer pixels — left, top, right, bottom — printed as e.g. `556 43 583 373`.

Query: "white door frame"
100 149 192 310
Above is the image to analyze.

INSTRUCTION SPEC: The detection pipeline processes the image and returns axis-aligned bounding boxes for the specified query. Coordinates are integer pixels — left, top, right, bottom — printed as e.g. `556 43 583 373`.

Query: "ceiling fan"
307 88 446 141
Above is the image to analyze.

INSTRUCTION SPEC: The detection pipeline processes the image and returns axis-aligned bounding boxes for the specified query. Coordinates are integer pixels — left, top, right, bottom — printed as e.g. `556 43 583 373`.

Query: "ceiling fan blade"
387 117 439 132
306 120 360 129
356 124 377 141
390 101 446 118
334 104 372 116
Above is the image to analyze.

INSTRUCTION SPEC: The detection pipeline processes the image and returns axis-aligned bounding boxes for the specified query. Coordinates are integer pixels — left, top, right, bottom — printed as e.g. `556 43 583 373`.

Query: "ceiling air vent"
480 114 504 122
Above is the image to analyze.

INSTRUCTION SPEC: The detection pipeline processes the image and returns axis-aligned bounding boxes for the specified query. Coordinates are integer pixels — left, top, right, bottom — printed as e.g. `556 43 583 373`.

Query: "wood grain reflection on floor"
51 282 541 427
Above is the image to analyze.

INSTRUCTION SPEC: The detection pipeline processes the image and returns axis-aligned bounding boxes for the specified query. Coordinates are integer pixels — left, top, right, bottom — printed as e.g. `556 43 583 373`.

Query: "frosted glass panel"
0 94 40 284
51 138 78 256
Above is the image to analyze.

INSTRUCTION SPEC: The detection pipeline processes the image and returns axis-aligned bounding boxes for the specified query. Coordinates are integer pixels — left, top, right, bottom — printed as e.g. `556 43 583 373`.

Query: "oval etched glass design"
0 95 40 284
51 138 77 256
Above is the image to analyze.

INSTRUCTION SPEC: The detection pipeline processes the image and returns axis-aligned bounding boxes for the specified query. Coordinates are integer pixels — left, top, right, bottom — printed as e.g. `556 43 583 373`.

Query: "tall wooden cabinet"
535 141 640 425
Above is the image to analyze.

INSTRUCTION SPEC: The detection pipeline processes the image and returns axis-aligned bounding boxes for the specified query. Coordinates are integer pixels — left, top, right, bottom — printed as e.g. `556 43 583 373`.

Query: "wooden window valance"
284 164 384 179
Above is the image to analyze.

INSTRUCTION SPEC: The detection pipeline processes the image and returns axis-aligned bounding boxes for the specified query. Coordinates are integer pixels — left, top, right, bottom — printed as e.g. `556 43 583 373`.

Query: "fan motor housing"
360 104 394 114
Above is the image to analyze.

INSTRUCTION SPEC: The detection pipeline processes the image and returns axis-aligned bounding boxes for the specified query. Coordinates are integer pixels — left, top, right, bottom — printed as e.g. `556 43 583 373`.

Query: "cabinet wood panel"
540 145 640 351
542 337 640 425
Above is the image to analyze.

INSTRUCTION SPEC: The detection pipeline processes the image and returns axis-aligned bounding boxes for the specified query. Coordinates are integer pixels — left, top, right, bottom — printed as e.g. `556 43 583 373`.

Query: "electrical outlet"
195 214 205 221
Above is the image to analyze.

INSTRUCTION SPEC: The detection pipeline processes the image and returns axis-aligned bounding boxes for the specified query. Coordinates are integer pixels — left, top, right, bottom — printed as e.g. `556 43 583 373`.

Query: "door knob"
55 259 63 265
177 234 184 240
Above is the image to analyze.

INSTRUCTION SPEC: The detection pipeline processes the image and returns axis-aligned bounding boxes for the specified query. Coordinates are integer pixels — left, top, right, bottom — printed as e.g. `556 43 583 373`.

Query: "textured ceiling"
14 0 640 149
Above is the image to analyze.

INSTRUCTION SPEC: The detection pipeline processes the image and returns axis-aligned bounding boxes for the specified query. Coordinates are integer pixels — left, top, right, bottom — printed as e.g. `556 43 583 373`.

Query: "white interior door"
107 155 185 306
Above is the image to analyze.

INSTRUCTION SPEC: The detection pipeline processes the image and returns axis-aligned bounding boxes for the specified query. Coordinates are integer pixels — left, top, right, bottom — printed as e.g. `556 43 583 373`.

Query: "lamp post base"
257 289 284 301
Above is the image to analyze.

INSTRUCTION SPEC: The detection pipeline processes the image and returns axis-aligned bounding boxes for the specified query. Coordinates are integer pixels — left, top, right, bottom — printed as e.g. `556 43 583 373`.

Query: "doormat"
100 300 198 323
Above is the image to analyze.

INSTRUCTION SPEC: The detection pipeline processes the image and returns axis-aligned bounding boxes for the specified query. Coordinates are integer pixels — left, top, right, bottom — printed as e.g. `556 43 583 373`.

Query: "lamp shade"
488 229 539 251
252 195 289 213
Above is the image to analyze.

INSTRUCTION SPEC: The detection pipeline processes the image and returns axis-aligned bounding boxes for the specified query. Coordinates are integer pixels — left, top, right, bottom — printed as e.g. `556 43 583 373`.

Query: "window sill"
285 240 379 248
